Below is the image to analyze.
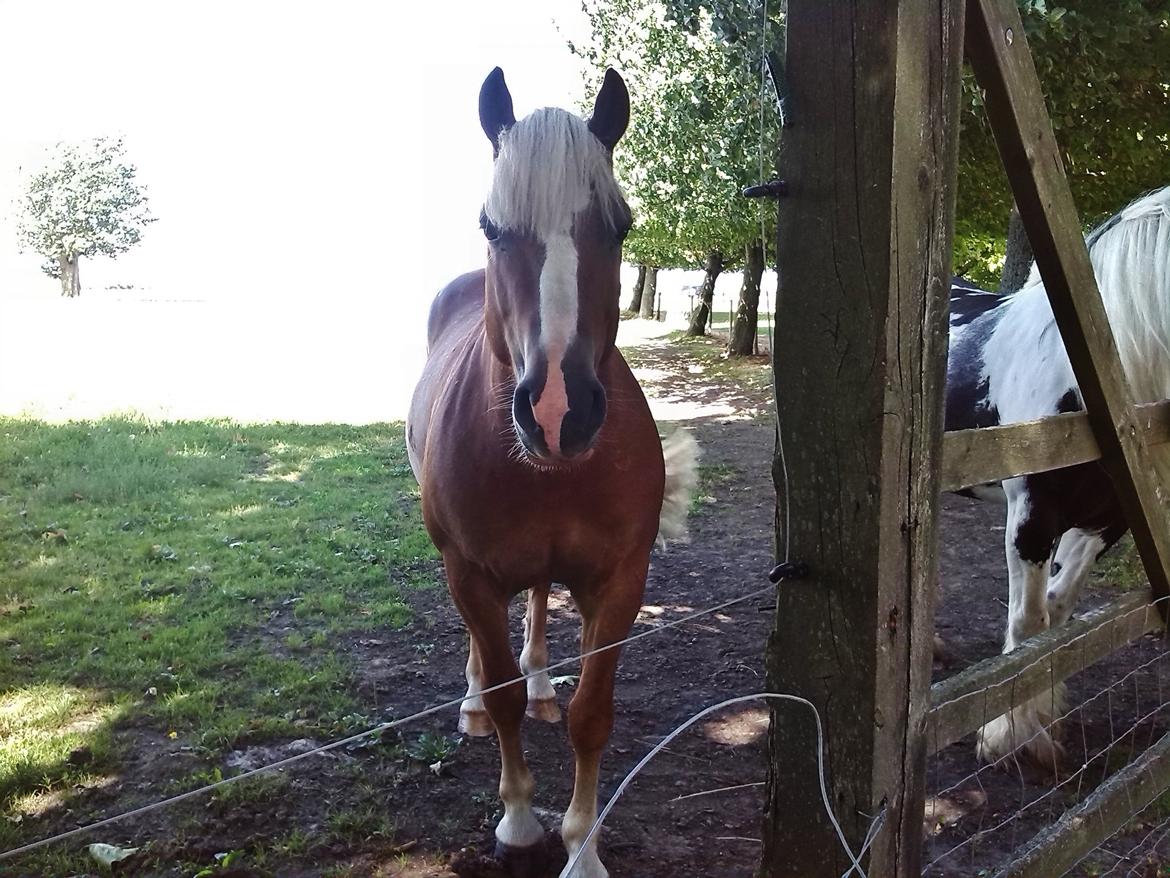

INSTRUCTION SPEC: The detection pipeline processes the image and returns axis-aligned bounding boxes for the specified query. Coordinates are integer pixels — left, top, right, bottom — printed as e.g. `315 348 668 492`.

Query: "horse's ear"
479 67 516 155
587 68 629 151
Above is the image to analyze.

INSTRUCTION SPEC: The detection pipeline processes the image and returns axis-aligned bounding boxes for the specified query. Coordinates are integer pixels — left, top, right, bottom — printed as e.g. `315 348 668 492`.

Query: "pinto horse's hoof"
458 708 495 737
494 840 548 878
526 697 561 724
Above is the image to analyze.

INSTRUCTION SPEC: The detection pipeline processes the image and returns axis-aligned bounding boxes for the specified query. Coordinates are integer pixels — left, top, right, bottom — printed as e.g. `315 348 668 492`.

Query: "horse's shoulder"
427 270 485 349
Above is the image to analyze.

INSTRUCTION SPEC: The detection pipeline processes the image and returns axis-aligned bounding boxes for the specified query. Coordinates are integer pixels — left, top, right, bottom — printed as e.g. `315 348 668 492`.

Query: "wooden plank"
941 412 1098 491
761 1 964 875
927 592 1161 754
994 728 1170 877
966 0 1170 609
1136 400 1170 447
941 400 1170 492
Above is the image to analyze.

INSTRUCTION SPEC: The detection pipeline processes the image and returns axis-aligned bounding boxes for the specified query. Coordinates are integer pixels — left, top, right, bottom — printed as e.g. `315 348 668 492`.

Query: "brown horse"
407 68 697 877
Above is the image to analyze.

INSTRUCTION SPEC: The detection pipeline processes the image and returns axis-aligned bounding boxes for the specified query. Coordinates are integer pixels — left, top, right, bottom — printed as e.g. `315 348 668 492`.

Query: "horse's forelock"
484 108 627 239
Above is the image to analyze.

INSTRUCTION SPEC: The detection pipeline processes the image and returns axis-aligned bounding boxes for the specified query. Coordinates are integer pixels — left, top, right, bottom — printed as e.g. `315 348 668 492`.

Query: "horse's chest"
423 451 642 584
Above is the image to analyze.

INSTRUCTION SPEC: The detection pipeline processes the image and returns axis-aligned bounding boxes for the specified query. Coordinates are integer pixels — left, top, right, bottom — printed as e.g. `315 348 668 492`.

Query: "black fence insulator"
769 560 810 583
742 179 788 199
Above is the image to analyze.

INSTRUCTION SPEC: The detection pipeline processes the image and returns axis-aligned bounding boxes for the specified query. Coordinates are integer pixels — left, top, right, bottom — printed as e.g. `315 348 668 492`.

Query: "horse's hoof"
932 632 953 666
458 708 495 737
494 840 547 878
976 714 1063 774
526 697 561 724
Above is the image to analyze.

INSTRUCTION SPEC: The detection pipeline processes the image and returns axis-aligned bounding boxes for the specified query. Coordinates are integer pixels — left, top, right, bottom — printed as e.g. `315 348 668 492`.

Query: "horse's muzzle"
512 377 606 462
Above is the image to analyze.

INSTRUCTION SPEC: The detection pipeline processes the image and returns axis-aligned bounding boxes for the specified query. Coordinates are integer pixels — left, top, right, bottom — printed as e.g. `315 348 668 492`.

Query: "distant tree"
573 0 777 344
16 137 155 297
626 263 649 313
665 0 1170 288
728 238 764 355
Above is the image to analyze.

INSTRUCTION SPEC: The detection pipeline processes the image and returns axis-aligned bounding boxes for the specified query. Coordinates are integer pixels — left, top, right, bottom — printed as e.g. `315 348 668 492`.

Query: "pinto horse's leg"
978 477 1063 768
459 636 495 737
522 583 561 723
1046 528 1107 627
559 567 646 878
446 556 546 871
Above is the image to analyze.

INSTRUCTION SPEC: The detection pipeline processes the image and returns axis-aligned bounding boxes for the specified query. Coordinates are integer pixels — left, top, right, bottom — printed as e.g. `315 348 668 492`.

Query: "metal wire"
561 692 884 878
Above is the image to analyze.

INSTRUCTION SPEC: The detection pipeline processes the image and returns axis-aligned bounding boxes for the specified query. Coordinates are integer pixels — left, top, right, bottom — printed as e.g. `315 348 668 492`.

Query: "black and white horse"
946 185 1170 765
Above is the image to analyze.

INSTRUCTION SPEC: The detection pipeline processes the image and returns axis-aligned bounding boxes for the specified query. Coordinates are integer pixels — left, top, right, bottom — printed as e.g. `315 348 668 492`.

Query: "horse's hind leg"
978 477 1063 768
559 566 646 878
1047 528 1108 627
522 583 561 723
447 557 546 872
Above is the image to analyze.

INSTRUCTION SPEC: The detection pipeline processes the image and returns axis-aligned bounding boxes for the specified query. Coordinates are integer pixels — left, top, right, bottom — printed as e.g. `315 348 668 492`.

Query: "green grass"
694 462 736 504
1091 534 1147 592
0 416 436 839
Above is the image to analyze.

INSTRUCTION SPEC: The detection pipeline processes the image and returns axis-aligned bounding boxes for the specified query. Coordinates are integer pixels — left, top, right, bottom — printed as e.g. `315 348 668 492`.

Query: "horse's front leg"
560 563 647 878
446 556 546 874
522 583 561 723
978 477 1062 768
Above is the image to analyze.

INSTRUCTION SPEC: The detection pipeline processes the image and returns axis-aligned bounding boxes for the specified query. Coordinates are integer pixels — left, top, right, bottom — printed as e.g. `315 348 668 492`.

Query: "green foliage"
662 0 1170 287
15 136 155 279
572 0 778 269
956 0 1170 284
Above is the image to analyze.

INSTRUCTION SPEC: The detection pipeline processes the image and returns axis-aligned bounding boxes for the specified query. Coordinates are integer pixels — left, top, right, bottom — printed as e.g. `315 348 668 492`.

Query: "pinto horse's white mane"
1023 185 1170 402
485 108 627 237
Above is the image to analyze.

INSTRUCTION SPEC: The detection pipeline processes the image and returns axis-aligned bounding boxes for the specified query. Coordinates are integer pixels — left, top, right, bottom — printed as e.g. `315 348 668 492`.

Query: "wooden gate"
760 0 1170 875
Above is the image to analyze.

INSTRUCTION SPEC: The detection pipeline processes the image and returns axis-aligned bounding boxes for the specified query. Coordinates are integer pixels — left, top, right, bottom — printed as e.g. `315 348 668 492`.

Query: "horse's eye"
480 217 501 242
616 225 631 245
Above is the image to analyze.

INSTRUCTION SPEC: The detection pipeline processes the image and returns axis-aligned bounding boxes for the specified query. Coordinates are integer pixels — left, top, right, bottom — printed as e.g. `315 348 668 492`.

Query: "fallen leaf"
88 842 139 866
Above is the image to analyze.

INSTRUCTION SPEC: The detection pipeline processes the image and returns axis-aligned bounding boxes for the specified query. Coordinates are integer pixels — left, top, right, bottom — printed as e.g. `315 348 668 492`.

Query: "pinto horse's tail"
657 428 700 545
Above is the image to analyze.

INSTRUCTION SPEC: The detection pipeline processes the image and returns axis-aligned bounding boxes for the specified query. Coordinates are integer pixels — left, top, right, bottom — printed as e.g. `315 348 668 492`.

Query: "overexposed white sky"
0 0 590 303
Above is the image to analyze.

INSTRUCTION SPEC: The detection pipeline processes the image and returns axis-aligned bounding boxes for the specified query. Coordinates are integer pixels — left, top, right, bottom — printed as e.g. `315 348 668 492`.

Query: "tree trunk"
686 250 724 336
59 254 81 298
999 202 1034 293
639 267 658 319
626 264 647 313
728 240 764 355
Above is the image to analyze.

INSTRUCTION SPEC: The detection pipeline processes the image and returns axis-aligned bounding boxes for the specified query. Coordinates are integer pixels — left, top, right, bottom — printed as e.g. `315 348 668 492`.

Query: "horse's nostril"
559 383 606 458
512 385 542 445
591 386 607 425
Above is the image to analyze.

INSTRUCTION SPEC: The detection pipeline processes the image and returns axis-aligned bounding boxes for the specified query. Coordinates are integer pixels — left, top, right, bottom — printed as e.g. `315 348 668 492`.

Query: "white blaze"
539 232 579 351
532 231 578 454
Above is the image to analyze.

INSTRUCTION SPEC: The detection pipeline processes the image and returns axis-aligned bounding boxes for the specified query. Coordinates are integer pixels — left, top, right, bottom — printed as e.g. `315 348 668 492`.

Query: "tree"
665 0 1170 288
999 204 1034 292
639 266 659 319
686 249 723 335
627 263 649 313
956 0 1170 285
16 137 155 297
728 238 764 355
574 0 778 340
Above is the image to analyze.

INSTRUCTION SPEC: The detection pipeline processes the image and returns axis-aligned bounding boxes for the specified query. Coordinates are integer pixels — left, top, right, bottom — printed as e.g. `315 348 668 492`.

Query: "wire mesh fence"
924 617 1170 877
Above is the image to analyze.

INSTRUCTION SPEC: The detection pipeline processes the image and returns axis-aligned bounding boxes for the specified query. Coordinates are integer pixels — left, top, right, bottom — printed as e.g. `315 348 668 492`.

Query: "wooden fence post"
761 2 964 875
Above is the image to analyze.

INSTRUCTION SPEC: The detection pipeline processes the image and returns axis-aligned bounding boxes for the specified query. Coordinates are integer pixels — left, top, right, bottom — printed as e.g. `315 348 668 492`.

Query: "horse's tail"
657 428 700 545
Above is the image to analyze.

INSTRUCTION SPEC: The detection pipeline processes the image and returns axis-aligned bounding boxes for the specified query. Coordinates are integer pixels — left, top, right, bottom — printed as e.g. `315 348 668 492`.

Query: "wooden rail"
927 592 1163 754
993 729 1170 877
941 400 1170 492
